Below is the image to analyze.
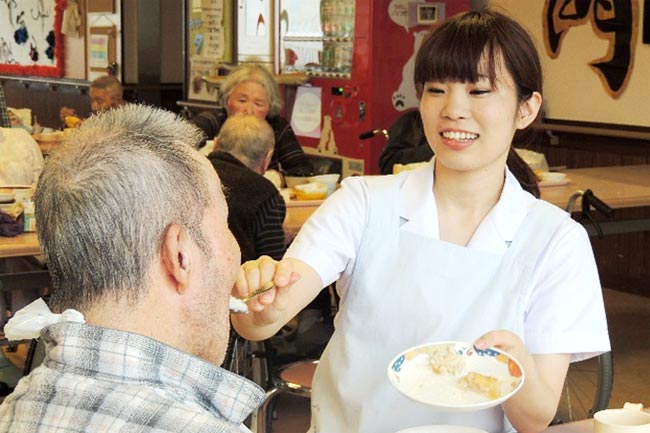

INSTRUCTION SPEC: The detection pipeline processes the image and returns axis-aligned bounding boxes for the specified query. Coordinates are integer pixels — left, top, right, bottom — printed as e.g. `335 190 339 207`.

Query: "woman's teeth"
441 131 479 140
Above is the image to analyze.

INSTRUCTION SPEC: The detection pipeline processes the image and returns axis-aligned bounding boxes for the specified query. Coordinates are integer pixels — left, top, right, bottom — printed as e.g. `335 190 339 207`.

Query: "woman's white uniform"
286 159 610 433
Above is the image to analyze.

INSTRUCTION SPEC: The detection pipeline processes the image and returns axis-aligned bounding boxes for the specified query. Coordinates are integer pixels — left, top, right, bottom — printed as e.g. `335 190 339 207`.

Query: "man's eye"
426 87 444 94
470 89 490 95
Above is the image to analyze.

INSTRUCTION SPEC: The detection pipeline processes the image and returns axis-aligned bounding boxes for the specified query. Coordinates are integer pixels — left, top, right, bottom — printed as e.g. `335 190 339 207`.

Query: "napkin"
4 298 85 341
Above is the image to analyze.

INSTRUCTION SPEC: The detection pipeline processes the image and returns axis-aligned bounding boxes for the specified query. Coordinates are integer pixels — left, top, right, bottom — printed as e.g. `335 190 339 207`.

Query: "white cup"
594 404 650 433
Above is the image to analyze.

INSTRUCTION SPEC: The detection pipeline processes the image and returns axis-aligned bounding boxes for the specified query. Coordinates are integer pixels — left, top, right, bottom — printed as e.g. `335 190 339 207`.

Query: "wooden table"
0 233 40 259
283 165 650 240
540 165 650 210
543 419 592 432
284 198 323 242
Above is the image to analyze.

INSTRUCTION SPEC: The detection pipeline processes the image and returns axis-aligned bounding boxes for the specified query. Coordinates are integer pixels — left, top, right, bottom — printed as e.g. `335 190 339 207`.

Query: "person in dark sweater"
378 109 433 175
208 113 286 263
193 64 313 177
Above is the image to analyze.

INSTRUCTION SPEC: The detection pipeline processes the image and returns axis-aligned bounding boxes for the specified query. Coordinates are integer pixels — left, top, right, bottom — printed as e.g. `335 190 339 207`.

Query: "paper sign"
291 86 322 139
89 34 110 68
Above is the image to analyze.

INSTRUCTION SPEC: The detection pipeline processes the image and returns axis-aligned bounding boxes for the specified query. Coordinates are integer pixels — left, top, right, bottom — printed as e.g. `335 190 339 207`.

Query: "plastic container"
23 199 36 232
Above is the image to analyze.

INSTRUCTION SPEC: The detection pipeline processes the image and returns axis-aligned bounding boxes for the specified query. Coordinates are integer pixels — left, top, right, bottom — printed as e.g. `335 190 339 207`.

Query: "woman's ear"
161 223 192 294
517 91 542 130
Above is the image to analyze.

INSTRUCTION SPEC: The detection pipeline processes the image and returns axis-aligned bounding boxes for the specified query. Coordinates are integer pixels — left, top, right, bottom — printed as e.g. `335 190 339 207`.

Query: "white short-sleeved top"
287 159 610 358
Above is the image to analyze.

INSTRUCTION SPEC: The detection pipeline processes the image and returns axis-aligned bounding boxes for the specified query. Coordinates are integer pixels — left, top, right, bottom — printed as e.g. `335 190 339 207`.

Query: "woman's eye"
426 86 444 94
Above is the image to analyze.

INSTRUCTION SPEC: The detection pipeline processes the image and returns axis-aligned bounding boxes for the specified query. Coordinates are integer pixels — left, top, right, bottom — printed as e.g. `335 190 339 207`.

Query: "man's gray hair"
217 114 274 170
219 64 283 117
35 104 209 311
90 75 123 103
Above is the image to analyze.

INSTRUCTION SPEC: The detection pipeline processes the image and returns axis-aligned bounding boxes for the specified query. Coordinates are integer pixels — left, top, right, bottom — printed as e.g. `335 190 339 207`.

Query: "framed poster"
0 0 65 77
88 26 116 73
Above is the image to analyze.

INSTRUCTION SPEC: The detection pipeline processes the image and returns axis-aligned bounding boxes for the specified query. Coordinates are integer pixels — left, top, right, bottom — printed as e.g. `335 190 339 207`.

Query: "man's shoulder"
0 363 254 433
211 153 279 197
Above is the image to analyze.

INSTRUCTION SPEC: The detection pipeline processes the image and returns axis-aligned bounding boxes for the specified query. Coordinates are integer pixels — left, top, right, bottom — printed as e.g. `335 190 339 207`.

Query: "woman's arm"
231 256 323 341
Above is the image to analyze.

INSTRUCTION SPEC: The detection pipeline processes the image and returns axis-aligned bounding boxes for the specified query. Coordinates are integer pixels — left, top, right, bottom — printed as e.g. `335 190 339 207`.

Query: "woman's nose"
241 103 254 114
441 90 469 119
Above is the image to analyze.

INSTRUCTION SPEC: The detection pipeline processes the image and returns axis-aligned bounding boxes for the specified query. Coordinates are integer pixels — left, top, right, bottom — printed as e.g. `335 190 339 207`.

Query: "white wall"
490 0 650 127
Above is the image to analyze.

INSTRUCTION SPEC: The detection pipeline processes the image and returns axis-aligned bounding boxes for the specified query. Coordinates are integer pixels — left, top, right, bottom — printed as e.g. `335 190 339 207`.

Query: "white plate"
396 426 487 433
387 341 524 412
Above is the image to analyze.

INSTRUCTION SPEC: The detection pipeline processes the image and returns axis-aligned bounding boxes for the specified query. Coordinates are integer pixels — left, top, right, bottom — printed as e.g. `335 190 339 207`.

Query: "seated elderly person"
191 63 312 176
59 75 125 128
0 105 264 431
208 114 286 263
378 109 432 175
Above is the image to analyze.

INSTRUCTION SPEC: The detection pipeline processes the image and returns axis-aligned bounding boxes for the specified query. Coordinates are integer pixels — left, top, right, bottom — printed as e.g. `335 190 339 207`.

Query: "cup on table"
594 403 650 432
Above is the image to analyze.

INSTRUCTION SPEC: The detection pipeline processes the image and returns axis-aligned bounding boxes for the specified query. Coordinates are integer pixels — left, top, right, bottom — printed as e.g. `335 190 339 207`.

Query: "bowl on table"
285 175 311 189
308 173 340 197
294 182 328 200
0 189 15 204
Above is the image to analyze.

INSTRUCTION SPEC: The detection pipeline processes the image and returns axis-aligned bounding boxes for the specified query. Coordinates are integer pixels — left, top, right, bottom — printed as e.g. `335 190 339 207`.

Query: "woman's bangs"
415 15 496 85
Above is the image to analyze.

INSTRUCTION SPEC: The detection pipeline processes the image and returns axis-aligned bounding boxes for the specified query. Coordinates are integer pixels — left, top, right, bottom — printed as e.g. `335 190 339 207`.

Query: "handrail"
0 74 89 90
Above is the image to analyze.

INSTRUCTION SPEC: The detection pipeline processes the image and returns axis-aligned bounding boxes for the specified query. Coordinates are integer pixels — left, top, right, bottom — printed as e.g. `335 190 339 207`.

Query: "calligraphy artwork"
543 0 638 98
0 0 65 77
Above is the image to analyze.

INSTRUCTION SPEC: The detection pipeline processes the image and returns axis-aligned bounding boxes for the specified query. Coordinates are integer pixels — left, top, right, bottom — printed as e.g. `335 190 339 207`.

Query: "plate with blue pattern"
387 341 524 411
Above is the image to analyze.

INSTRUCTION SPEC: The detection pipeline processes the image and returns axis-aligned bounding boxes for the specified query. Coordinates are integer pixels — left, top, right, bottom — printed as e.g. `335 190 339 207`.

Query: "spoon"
229 281 276 313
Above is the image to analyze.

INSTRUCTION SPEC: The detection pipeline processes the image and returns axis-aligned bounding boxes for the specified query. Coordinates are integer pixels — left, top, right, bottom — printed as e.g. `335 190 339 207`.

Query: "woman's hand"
231 256 323 341
474 329 528 366
474 330 570 433
236 255 301 315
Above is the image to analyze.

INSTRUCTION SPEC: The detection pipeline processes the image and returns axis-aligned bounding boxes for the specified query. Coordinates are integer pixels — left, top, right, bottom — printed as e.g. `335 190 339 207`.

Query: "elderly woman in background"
191 64 313 176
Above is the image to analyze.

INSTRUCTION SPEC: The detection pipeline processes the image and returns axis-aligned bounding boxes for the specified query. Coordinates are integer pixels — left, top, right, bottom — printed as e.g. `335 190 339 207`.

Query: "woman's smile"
440 129 480 150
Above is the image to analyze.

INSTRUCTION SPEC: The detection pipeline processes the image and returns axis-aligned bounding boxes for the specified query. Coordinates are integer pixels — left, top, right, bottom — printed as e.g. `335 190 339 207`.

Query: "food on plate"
458 371 501 400
65 115 82 128
428 344 465 375
294 182 327 200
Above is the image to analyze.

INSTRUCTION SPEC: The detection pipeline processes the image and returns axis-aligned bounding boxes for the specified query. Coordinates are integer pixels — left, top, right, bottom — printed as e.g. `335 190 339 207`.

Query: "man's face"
90 87 121 113
184 157 241 365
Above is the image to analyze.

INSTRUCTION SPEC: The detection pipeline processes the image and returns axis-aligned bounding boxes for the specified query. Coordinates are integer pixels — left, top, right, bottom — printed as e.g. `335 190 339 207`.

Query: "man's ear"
161 223 192 294
259 149 274 174
517 91 542 130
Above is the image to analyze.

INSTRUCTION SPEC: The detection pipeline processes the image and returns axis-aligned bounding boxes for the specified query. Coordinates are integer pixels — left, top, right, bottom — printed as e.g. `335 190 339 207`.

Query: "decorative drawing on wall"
543 0 638 98
0 0 64 77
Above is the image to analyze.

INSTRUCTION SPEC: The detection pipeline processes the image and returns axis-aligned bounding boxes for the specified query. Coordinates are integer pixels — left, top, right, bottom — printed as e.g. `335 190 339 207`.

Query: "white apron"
309 176 567 433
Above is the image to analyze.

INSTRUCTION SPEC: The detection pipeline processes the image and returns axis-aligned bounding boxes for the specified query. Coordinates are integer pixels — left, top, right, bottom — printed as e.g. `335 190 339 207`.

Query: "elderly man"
59 75 125 126
208 114 286 263
0 104 264 431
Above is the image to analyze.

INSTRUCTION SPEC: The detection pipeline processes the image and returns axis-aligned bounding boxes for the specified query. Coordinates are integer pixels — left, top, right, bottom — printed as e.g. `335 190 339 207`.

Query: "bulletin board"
185 0 233 102
0 0 65 77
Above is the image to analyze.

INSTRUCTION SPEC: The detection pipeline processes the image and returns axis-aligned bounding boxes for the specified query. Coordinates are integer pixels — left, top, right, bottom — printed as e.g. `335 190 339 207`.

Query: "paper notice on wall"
188 57 219 102
204 12 225 59
201 0 223 15
89 34 109 68
291 86 322 139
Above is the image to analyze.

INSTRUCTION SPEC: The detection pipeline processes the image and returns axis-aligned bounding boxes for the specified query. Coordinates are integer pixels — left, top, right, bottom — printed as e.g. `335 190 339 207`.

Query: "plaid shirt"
0 322 264 432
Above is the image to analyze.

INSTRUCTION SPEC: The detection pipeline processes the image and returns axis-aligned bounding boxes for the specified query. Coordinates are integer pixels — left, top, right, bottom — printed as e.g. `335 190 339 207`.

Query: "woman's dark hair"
414 8 542 197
